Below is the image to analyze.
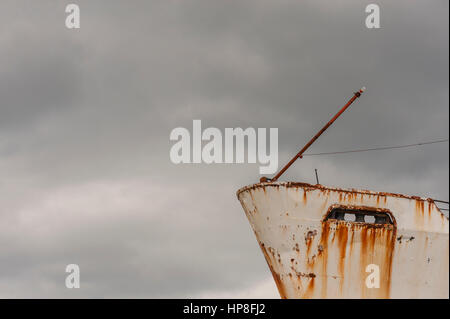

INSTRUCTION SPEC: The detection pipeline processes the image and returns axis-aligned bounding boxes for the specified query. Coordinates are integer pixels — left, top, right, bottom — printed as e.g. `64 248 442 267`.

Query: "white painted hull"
237 182 449 299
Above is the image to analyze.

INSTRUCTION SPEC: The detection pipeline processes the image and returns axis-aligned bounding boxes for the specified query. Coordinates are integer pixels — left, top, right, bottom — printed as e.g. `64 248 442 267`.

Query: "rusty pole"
262 87 365 183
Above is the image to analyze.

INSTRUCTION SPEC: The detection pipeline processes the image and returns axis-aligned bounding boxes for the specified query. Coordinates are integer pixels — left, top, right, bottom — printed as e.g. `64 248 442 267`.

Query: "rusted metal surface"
237 182 449 299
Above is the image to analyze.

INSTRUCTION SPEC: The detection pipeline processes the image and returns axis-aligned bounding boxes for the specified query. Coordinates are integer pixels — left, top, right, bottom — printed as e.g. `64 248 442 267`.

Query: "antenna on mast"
260 87 366 183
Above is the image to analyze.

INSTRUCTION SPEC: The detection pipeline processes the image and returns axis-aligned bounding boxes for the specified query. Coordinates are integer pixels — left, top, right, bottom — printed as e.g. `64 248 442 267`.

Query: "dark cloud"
0 0 448 297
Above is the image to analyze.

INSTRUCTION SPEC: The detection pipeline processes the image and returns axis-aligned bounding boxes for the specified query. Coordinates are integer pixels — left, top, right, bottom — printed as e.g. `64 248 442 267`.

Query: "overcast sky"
0 0 448 298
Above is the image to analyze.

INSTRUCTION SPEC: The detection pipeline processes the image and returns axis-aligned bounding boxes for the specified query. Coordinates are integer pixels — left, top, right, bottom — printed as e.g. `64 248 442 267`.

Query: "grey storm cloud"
0 0 448 297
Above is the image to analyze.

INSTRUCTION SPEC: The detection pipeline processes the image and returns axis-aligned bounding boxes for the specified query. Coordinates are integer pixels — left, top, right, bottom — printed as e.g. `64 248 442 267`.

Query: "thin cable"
300 139 449 204
303 139 448 156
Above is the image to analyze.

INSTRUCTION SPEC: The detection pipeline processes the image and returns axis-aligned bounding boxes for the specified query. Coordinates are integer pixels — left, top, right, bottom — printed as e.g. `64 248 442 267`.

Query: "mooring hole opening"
325 207 393 225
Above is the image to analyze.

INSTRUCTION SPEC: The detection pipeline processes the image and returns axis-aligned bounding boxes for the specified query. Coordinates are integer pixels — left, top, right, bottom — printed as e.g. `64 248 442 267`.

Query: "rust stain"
415 200 425 229
303 219 397 298
305 230 317 255
272 273 287 299
381 227 396 298
302 277 315 299
301 223 329 298
416 200 425 214
359 224 396 298
318 222 330 298
348 228 355 258
294 274 304 293
293 242 300 254
259 243 287 299
237 182 436 207
336 223 349 293
280 224 288 235
306 240 312 255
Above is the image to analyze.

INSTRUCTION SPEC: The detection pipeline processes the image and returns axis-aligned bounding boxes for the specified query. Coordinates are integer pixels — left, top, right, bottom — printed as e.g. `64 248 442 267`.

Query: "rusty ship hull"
237 182 449 299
